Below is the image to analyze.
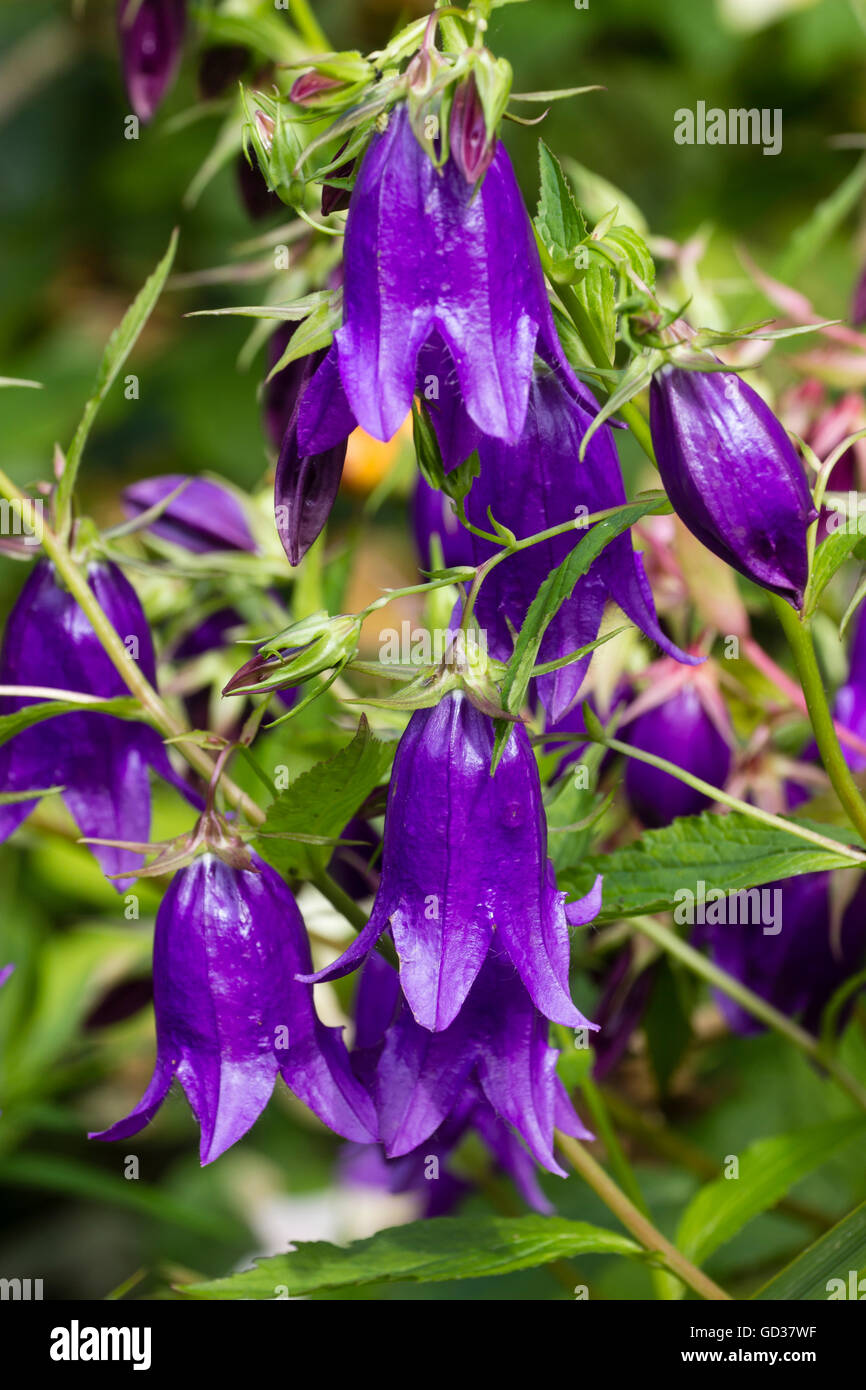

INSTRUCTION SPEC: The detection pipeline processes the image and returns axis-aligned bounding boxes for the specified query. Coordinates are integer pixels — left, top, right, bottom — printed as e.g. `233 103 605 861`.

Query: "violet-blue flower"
297 104 596 455
301 690 601 1032
0 560 198 887
90 853 378 1163
466 367 699 722
650 365 817 608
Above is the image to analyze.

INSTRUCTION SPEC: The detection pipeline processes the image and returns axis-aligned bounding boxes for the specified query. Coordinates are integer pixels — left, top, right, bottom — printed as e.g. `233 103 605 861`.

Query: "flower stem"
770 594 866 844
627 914 866 1114
555 1132 731 1300
598 733 866 865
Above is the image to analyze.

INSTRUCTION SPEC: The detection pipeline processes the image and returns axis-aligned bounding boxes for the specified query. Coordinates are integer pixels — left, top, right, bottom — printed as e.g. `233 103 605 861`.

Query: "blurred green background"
1 0 866 1301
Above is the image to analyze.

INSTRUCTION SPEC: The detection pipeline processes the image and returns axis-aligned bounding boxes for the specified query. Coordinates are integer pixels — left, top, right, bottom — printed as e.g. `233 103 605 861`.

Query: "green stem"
599 734 866 866
771 594 866 844
555 1132 731 1300
627 914 866 1113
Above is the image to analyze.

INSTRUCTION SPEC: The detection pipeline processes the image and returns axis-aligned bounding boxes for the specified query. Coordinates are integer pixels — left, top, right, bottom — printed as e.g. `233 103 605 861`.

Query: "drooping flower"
411 473 476 572
90 853 378 1163
301 691 602 1032
374 946 592 1177
466 368 699 722
298 104 597 456
619 659 733 828
0 560 198 886
341 954 555 1215
122 475 257 553
117 0 186 124
698 871 866 1037
649 365 817 608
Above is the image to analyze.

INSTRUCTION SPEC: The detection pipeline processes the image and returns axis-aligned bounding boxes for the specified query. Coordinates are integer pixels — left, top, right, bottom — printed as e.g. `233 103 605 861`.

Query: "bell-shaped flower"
90 853 378 1163
0 559 198 886
117 0 186 124
297 104 596 457
619 658 733 827
466 367 698 722
649 365 817 608
374 946 593 1177
273 348 347 566
300 691 601 1032
340 953 555 1215
122 474 257 553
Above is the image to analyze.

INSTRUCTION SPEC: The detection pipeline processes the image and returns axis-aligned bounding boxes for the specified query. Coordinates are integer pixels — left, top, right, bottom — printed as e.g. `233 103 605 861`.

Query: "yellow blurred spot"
341 416 413 495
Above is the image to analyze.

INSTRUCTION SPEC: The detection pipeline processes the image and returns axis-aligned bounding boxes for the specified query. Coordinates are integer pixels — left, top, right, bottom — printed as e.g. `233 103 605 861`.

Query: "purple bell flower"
90 853 378 1163
341 954 554 1214
263 324 312 452
122 475 257 553
649 366 817 608
301 691 601 1032
375 946 592 1177
620 664 733 827
117 0 186 124
466 368 699 722
411 473 476 572
0 560 198 887
299 104 594 453
699 871 866 1037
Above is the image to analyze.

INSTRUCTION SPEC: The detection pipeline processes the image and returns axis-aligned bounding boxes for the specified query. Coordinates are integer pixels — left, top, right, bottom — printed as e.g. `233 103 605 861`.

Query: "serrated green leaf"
560 811 864 923
536 140 587 269
678 1119 866 1268
753 1200 866 1300
57 229 179 530
255 716 394 878
181 1214 643 1298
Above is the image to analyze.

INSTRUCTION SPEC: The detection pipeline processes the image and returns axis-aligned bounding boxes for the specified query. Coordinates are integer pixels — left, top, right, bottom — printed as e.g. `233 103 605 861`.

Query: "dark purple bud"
274 350 347 566
301 690 602 1032
621 678 733 828
699 871 866 1037
449 75 496 184
197 44 248 100
0 560 199 887
122 474 257 553
650 366 817 608
90 853 377 1162
236 150 283 221
117 0 186 124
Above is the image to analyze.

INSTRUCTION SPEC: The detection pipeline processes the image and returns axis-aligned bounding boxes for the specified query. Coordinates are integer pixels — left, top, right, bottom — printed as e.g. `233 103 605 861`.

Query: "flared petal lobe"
622 684 732 827
650 366 816 608
91 855 376 1162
